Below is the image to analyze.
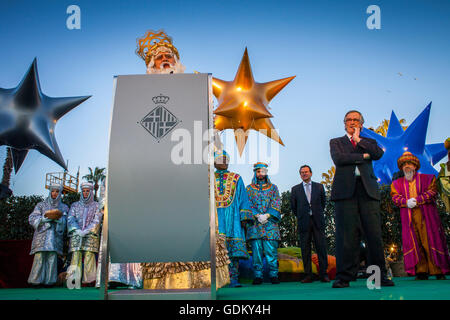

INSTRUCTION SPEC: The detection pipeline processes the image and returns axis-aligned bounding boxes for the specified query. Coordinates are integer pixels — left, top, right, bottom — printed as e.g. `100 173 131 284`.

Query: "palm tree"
82 167 106 199
368 118 408 137
0 147 14 199
1 147 13 187
321 166 335 192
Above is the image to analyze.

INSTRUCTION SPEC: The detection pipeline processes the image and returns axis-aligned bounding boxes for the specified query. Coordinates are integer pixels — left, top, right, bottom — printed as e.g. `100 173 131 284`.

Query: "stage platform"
0 277 449 300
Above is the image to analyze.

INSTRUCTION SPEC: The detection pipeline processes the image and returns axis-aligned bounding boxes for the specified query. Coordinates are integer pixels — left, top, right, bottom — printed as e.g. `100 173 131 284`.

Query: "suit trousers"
299 219 328 277
334 178 387 281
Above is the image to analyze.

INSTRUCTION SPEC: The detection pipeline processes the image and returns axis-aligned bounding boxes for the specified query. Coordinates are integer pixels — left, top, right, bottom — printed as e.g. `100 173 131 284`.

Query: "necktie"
306 183 311 203
350 137 356 148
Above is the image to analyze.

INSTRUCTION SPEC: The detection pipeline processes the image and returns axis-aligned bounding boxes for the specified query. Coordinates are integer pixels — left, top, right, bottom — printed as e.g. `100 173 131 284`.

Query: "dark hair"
299 165 312 173
344 110 365 125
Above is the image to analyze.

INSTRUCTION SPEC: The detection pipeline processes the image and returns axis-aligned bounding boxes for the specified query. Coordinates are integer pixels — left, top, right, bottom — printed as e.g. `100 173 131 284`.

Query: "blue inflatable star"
361 102 447 185
0 58 91 172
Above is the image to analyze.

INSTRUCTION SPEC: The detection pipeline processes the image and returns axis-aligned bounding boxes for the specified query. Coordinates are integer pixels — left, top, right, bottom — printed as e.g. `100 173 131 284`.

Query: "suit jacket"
291 181 326 233
329 135 383 201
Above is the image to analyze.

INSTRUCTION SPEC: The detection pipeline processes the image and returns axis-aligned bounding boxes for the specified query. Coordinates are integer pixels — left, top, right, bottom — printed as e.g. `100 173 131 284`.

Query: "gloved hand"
407 198 417 209
260 214 270 224
80 229 90 237
256 214 264 224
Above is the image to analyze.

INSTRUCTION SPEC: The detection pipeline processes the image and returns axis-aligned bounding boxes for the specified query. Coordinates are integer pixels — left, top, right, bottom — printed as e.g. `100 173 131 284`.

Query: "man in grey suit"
291 165 330 283
330 110 394 288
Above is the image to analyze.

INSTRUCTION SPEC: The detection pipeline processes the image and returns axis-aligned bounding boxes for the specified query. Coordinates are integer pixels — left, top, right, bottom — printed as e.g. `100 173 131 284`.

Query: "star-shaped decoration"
213 48 295 155
361 102 447 184
0 58 91 172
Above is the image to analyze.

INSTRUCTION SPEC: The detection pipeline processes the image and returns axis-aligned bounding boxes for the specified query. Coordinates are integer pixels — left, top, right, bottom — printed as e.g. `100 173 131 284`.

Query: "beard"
256 175 268 183
403 169 415 181
147 60 186 75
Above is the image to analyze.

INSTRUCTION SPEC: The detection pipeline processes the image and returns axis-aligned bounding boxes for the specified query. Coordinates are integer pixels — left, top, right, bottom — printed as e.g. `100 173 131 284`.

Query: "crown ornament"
136 30 180 65
152 94 170 105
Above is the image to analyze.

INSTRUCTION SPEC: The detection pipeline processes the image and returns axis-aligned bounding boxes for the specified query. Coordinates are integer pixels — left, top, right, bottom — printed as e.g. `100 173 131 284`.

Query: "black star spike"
0 58 91 172
11 148 29 173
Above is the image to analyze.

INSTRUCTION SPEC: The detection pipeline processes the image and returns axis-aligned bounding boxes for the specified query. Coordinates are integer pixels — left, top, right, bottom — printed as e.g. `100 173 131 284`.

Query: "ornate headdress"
80 182 94 205
46 183 63 208
253 162 268 171
214 149 230 163
251 162 271 188
80 182 94 191
397 151 420 170
136 30 180 66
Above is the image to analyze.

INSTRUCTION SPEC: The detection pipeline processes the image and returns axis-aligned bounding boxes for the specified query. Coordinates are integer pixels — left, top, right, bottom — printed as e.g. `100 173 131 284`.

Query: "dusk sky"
0 0 449 196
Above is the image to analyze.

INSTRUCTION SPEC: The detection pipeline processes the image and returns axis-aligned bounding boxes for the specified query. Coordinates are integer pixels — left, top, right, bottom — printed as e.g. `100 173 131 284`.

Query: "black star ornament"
0 58 91 172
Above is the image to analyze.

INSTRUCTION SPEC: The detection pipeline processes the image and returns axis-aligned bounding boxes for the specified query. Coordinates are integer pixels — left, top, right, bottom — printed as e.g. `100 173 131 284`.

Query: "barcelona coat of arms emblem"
140 94 180 141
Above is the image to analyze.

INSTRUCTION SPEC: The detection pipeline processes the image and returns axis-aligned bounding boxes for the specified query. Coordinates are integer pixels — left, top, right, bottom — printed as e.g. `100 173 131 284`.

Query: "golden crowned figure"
136 30 185 74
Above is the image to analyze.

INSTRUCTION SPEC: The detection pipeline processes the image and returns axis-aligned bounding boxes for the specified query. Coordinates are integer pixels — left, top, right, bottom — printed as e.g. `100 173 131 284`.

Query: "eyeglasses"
154 53 174 61
345 118 361 123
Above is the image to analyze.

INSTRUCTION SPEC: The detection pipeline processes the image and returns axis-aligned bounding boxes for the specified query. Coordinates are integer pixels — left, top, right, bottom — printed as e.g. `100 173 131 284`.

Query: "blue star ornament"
0 58 91 172
361 102 447 184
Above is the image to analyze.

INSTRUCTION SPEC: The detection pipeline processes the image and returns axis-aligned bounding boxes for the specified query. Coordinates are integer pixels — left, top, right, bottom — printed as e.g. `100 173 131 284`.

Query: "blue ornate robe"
215 170 252 259
246 179 281 241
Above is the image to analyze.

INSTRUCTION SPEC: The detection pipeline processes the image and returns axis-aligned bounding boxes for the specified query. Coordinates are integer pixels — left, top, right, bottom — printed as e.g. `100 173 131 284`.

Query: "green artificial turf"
0 287 103 300
217 277 450 300
0 277 448 300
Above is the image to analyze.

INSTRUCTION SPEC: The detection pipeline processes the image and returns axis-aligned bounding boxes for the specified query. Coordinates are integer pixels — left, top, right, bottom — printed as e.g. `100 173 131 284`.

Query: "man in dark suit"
291 165 330 283
330 110 394 288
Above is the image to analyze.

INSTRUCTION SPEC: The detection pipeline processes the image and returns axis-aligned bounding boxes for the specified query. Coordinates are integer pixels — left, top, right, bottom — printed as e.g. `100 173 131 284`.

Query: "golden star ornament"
213 48 295 155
